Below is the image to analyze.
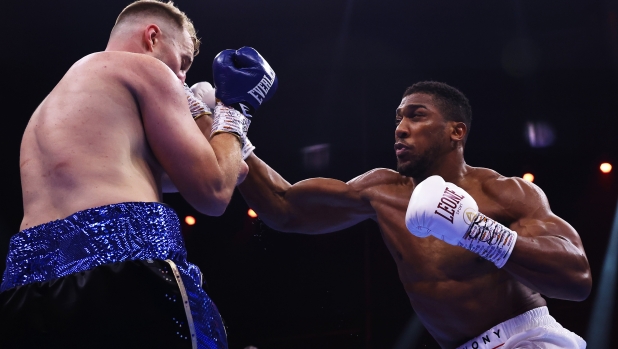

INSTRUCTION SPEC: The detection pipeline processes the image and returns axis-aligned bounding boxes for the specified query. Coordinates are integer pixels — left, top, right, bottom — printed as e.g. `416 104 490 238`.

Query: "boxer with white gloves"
406 175 517 268
238 81 590 349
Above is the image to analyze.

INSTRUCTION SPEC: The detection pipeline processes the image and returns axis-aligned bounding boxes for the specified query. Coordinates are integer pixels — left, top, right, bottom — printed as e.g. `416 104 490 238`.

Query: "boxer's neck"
412 147 466 185
105 36 145 54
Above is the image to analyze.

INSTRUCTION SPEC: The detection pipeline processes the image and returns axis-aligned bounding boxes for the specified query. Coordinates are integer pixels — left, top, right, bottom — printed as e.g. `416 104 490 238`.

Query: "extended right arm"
238 153 376 234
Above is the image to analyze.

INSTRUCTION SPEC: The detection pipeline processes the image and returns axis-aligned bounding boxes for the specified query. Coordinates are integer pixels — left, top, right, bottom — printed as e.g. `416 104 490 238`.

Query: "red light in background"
600 163 612 174
248 209 258 218
185 216 196 225
523 173 535 182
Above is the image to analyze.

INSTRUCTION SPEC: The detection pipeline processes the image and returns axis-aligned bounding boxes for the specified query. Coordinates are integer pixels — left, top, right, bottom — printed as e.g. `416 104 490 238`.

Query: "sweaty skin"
20 25 244 230
238 93 591 349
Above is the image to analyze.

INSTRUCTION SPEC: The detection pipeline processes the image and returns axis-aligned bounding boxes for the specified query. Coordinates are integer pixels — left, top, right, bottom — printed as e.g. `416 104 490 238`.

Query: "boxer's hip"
0 258 195 348
1 201 190 290
0 202 227 349
456 306 586 349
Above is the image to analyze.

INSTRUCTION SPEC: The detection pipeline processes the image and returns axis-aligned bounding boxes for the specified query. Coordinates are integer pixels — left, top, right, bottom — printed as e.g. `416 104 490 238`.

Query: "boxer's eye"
181 57 192 71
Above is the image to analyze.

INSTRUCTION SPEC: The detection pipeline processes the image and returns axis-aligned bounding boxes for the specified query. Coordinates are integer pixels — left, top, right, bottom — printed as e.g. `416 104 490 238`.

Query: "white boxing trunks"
456 306 586 349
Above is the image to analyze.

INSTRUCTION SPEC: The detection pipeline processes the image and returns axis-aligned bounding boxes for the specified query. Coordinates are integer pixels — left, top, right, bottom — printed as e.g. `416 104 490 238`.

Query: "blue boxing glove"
210 47 277 147
213 47 278 116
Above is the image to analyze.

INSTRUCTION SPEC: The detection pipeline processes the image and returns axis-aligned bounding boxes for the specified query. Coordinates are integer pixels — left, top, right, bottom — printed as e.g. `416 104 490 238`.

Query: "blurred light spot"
601 163 613 174
302 143 330 171
185 216 196 226
522 173 535 182
525 121 555 148
248 209 258 218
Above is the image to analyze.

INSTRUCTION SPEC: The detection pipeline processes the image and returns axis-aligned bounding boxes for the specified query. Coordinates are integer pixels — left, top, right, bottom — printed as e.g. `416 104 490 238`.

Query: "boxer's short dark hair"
403 81 472 142
115 0 200 56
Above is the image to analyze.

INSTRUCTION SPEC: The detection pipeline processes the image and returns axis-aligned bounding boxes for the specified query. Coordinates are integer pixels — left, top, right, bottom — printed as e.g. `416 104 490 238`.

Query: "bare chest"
369 183 510 282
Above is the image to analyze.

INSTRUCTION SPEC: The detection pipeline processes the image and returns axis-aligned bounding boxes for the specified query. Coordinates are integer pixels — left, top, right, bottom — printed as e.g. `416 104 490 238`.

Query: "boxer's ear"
449 121 467 144
143 24 161 52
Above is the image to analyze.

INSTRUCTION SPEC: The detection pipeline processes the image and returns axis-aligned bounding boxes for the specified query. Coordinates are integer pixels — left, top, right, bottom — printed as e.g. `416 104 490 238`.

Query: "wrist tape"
241 138 255 160
211 102 250 145
458 212 518 268
183 84 212 120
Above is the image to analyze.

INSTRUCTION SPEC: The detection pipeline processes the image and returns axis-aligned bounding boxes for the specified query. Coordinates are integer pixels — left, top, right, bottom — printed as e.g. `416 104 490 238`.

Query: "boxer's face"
153 28 194 83
394 93 452 177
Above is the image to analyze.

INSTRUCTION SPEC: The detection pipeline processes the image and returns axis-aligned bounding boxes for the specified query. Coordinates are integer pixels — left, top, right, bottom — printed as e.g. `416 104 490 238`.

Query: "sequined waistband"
1 202 188 292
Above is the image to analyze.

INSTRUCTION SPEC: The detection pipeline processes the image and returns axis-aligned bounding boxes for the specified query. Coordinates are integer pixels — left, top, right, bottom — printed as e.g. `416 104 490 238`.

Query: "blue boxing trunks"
0 202 227 349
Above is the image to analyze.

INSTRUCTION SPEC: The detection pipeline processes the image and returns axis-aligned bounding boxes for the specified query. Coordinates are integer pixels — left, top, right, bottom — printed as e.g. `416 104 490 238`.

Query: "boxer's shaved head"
403 81 472 143
111 0 200 56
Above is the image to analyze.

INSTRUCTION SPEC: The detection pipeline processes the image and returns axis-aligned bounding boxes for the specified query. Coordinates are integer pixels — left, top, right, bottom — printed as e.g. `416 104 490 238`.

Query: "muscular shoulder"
76 52 177 90
347 168 411 193
469 166 549 219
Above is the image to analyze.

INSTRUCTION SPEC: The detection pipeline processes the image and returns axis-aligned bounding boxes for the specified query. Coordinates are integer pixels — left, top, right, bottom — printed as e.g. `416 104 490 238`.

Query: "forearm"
206 133 243 214
239 154 373 234
238 153 294 230
405 176 592 301
504 235 591 301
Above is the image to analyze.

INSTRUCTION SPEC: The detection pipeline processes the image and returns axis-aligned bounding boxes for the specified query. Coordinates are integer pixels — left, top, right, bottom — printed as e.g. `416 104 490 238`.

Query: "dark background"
1 0 618 348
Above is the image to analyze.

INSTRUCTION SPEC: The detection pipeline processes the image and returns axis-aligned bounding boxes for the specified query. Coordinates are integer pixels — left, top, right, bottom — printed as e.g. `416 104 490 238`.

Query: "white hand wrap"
241 138 255 160
405 175 517 268
190 82 217 110
183 83 212 120
211 102 250 145
459 213 518 268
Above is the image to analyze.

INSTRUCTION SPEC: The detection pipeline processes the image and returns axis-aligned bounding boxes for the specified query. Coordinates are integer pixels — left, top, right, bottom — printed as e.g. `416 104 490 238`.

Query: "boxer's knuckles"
213 47 277 112
406 176 448 238
406 176 478 245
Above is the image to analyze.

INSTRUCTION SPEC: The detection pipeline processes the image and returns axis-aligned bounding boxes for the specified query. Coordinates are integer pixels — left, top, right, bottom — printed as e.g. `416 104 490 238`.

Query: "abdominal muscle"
387 236 546 348
370 177 546 348
19 53 163 230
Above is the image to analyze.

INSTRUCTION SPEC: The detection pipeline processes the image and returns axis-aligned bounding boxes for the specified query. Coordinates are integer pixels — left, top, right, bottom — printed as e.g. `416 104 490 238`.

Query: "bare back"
20 52 163 230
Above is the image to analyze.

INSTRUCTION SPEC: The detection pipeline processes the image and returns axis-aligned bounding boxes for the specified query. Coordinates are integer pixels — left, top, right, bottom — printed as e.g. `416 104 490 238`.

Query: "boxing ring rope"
391 314 424 349
585 197 618 348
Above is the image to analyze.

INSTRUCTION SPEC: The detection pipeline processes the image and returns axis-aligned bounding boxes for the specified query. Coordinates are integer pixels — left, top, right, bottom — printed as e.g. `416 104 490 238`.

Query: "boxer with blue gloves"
0 2 256 348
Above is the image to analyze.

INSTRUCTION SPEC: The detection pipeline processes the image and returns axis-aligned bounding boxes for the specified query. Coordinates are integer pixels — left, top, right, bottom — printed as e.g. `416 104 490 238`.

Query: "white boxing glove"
405 175 517 268
183 82 212 120
190 82 217 110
